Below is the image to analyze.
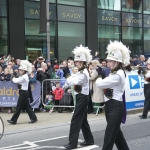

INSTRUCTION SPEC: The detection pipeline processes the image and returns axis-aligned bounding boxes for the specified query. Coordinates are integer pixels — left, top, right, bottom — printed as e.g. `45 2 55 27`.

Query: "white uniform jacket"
12 74 29 90
65 68 89 95
95 69 125 102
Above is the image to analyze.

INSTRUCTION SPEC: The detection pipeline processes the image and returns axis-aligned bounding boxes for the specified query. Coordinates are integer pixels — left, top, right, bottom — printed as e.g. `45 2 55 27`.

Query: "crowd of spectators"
0 53 148 114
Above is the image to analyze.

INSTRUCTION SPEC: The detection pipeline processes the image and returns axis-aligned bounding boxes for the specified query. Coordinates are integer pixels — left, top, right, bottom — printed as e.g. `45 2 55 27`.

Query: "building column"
7 0 25 59
86 0 98 55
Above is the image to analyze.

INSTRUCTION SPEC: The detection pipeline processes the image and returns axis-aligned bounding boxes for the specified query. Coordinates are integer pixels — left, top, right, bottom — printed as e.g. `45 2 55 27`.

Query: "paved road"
1 111 150 150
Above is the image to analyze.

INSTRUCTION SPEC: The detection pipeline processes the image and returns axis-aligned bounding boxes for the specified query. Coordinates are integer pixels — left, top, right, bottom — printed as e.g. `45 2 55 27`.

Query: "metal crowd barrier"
42 79 105 115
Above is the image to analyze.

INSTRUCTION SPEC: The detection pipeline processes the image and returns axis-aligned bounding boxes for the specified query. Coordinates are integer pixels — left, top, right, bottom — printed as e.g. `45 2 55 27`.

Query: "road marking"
0 136 99 150
76 145 99 150
0 136 67 150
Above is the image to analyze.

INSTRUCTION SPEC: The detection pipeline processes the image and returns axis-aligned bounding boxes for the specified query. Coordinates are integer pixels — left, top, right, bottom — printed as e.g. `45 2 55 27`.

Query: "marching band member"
7 60 37 124
63 45 94 149
96 41 130 150
139 58 150 119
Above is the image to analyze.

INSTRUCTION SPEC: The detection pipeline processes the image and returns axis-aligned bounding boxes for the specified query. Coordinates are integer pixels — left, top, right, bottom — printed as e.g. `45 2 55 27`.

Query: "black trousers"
102 99 129 150
68 93 94 147
142 84 150 117
11 90 37 122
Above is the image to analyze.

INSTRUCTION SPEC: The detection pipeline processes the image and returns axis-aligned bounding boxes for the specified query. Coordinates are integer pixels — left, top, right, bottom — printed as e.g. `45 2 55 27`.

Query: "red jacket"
52 88 64 100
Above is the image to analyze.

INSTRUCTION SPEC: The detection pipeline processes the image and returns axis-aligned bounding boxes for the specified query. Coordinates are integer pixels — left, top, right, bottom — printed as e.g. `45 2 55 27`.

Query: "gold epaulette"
96 76 102 80
111 71 117 74
65 74 71 79
80 70 84 73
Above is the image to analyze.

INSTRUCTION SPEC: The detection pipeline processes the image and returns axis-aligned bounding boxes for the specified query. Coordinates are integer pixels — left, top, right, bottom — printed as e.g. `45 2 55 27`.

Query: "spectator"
7 62 13 74
52 82 64 112
0 58 6 70
138 55 147 74
101 60 111 78
51 65 60 79
34 56 44 70
1 68 12 113
10 56 15 66
62 60 70 78
46 60 54 77
89 60 104 114
52 58 59 67
36 62 51 112
131 55 139 66
6 54 12 64
56 64 66 87
1 68 11 81
2 54 8 65
12 65 19 78
0 66 3 79
29 65 36 83
16 59 21 67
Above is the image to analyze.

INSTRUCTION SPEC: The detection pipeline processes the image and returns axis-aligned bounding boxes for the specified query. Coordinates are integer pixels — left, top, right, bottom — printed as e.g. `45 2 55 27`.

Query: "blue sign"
0 81 41 108
128 75 140 89
126 100 144 109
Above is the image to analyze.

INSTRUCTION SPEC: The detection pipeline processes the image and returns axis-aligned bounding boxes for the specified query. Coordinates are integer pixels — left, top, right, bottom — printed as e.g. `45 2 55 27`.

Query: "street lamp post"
46 0 50 61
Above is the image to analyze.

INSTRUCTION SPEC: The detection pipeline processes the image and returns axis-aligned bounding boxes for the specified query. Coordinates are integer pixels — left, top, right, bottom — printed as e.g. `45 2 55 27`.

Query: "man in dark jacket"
46 60 54 77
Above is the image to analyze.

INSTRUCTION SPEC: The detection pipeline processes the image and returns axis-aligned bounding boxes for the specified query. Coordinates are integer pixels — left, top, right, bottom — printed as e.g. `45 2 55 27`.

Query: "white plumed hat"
147 58 150 64
73 45 92 64
19 60 32 74
106 41 131 67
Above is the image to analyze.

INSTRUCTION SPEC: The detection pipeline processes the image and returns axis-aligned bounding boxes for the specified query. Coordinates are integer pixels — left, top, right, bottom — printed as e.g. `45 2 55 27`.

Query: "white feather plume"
20 60 32 74
106 41 131 67
147 58 150 64
72 45 92 64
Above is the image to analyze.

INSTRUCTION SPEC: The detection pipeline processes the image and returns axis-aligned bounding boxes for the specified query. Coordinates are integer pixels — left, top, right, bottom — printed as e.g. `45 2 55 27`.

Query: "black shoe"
28 119 37 124
139 115 147 119
80 141 94 147
7 120 16 125
64 143 77 149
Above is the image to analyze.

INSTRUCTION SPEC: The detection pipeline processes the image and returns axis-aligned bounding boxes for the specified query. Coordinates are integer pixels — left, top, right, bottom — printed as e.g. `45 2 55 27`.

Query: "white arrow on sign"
131 78 137 87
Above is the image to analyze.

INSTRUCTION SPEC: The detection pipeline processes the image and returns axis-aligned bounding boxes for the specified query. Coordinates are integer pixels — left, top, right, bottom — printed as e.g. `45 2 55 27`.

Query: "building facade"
0 0 150 61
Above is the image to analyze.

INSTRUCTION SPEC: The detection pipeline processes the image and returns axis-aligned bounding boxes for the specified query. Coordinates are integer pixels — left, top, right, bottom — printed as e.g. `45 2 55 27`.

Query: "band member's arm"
67 73 86 86
12 76 24 84
96 74 121 89
145 72 150 78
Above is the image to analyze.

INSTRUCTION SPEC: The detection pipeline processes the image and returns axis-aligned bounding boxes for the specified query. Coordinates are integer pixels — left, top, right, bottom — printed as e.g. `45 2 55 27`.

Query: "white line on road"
74 145 99 150
0 136 67 150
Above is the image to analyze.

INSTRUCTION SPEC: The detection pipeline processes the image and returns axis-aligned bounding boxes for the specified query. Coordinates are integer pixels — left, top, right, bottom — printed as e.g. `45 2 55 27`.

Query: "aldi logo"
128 75 140 89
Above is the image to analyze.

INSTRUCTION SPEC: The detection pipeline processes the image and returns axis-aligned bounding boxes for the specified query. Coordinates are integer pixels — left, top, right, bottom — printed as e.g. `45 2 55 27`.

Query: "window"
122 12 142 27
26 0 56 3
58 22 85 61
143 0 150 14
25 20 56 61
98 10 121 25
144 28 150 56
122 0 142 13
98 0 121 11
122 27 142 55
0 0 7 56
57 0 84 6
24 1 56 20
98 25 121 58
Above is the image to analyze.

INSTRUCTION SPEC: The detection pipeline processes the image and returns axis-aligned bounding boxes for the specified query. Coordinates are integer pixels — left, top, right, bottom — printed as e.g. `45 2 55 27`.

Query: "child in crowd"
44 95 54 114
52 82 64 112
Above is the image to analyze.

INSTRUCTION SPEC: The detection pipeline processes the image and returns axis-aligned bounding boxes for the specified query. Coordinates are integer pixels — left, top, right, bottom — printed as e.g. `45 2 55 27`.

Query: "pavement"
0 108 143 135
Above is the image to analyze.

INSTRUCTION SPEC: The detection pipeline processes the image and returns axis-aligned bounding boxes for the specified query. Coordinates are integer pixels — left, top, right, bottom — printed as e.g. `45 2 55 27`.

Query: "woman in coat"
89 60 104 114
